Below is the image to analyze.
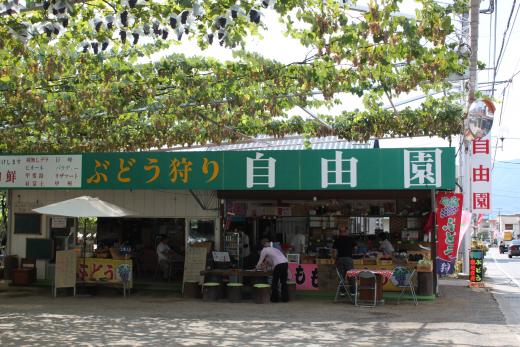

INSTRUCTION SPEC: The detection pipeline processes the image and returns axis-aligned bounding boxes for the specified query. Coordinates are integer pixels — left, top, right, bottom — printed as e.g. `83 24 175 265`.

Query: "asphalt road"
484 247 520 344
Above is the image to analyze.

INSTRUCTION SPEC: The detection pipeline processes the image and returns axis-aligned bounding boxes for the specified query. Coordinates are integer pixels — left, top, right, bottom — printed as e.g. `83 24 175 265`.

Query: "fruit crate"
363 257 377 265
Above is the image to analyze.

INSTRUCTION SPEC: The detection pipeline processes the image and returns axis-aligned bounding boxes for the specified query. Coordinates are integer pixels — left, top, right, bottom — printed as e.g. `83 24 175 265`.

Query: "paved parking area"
0 282 514 347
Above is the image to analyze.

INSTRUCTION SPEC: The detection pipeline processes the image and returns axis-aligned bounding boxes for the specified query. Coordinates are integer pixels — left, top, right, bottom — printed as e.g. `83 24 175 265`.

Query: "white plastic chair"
354 270 378 307
391 266 418 305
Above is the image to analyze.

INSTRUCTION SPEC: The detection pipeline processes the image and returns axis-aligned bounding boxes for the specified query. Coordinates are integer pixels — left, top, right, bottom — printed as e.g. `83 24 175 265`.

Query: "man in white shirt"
156 235 173 280
378 232 395 255
290 231 306 254
256 239 289 302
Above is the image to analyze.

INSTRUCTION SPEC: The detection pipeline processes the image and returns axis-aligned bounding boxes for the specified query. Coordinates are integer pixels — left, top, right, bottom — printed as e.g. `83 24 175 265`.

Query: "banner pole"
431 188 438 296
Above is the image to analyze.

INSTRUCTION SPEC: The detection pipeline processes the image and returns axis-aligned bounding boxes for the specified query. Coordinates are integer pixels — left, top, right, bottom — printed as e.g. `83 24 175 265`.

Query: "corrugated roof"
170 136 373 152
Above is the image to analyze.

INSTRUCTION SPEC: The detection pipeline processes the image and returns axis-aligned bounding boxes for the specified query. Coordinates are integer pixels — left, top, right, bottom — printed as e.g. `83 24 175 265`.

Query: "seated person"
355 238 368 254
156 235 174 280
378 232 395 255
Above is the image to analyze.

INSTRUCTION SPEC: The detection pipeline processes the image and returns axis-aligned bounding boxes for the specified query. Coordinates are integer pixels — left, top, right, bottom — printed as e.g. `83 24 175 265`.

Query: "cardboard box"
363 258 377 265
378 260 393 266
416 264 433 272
353 258 363 265
316 258 335 265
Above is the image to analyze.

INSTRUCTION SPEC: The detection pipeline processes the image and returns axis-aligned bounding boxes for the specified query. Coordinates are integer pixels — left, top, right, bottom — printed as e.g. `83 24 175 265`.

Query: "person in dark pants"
333 225 356 294
256 239 289 303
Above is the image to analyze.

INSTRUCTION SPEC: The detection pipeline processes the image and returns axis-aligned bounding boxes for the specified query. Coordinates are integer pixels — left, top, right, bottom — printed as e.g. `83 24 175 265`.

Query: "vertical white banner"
470 135 492 214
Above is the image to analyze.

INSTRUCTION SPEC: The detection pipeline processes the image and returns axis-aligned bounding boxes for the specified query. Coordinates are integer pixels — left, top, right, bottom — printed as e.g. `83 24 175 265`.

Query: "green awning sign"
0 148 455 190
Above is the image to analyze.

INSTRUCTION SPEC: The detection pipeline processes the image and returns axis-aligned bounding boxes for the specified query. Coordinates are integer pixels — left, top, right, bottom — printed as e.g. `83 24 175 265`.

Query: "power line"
494 160 520 164
493 0 518 91
500 1 520 71
492 86 509 170
494 189 520 194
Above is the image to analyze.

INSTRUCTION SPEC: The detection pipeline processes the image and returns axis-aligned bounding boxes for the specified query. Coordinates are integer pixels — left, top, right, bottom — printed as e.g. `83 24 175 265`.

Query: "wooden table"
200 269 273 284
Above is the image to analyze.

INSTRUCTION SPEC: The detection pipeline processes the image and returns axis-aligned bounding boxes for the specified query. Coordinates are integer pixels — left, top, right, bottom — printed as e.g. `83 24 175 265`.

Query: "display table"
201 269 272 286
346 269 394 303
352 264 420 292
200 269 272 278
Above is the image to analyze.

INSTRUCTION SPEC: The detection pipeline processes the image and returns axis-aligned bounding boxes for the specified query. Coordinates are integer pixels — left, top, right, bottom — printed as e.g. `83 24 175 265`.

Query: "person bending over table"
256 239 289 303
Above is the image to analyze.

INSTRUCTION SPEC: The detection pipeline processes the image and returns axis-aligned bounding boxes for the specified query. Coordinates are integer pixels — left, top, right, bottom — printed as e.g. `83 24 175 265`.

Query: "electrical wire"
493 0 518 96
499 1 520 71
491 86 509 170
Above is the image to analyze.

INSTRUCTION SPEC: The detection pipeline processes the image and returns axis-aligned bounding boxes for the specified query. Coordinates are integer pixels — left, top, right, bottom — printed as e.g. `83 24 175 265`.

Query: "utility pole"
467 0 481 104
461 0 481 274
497 208 501 240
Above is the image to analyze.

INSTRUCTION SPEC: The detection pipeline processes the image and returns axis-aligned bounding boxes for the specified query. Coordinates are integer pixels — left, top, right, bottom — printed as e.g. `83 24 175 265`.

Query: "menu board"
182 247 207 291
0 155 82 188
54 250 77 295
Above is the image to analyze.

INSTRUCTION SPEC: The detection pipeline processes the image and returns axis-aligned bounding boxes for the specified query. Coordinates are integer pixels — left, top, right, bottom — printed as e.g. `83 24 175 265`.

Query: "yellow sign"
77 258 133 288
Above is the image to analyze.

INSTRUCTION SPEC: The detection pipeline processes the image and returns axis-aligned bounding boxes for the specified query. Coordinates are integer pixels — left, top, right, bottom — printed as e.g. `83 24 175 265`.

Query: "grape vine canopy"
0 0 469 153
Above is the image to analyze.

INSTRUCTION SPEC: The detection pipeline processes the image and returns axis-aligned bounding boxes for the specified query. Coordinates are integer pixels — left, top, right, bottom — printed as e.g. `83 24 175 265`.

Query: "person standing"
238 229 251 268
156 235 173 280
290 229 306 254
378 232 395 255
256 239 289 303
333 225 356 293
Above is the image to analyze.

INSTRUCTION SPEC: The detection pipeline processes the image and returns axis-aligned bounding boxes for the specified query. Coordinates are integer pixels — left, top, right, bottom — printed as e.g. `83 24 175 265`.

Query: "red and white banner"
436 192 464 275
470 135 492 214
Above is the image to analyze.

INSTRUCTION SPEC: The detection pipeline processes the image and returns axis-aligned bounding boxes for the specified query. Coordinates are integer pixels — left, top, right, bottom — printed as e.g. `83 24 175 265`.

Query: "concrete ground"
484 247 520 344
0 280 515 347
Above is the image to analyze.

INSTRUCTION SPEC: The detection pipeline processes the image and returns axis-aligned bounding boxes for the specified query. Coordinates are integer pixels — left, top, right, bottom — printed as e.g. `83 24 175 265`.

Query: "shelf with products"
307 227 335 257
223 231 241 268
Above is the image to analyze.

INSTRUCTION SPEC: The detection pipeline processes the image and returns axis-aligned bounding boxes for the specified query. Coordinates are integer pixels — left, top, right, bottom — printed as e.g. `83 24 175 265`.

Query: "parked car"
499 241 508 254
508 240 520 258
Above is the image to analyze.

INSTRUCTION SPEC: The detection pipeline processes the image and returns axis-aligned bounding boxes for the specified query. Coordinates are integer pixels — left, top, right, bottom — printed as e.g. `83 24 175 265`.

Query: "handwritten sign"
55 250 77 292
77 258 133 288
0 155 82 188
288 263 319 291
212 251 230 262
183 247 207 290
469 249 484 283
51 217 67 229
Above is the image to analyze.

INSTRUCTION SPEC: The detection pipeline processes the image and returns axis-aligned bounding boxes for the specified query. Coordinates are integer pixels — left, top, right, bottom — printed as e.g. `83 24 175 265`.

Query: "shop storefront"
1 147 455 294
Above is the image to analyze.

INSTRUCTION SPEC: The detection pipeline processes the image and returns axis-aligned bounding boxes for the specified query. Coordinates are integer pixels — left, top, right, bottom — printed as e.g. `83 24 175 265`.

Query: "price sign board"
469 249 484 283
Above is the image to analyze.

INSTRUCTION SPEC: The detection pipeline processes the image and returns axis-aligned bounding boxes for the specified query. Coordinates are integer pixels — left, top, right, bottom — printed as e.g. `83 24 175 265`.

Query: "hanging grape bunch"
440 196 460 218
